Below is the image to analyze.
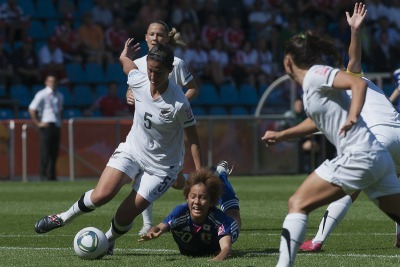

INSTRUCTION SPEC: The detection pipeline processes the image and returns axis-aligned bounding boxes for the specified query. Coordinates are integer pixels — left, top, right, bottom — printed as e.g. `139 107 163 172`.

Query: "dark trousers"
40 124 60 180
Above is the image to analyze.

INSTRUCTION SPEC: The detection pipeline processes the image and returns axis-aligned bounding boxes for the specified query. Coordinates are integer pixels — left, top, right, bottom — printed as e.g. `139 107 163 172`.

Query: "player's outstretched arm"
138 223 168 241
210 235 232 261
119 38 140 75
261 117 318 147
346 2 367 74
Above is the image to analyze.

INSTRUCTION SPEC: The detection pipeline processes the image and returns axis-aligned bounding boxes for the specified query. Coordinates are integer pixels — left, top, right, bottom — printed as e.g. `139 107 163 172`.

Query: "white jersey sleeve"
171 57 193 87
303 65 382 155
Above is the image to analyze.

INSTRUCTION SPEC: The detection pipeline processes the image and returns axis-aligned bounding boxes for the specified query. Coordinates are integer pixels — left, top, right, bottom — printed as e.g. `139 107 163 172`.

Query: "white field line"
0 246 399 259
0 232 396 238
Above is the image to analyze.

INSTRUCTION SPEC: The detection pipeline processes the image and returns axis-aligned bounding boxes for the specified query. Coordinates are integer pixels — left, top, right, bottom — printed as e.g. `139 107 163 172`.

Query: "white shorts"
371 125 400 174
106 144 178 203
315 149 400 200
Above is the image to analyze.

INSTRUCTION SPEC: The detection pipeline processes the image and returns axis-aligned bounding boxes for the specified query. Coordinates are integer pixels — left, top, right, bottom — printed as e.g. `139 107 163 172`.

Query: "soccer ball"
73 227 109 260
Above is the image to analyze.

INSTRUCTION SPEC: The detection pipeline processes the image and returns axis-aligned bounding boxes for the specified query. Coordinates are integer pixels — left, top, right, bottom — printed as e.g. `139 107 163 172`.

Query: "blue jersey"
162 203 239 256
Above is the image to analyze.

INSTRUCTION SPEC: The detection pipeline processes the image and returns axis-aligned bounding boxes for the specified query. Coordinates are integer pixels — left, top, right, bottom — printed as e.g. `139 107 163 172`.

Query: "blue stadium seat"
28 20 48 40
192 106 207 116
9 84 31 107
239 83 259 106
231 106 249 116
0 108 14 119
77 0 94 17
105 63 126 83
18 110 31 119
63 108 82 119
34 41 46 54
19 0 37 18
36 0 58 19
72 85 94 107
199 83 220 105
209 106 228 116
85 63 106 84
0 85 7 97
94 84 108 99
66 63 86 84
58 86 73 107
31 84 44 95
46 19 61 37
219 83 240 105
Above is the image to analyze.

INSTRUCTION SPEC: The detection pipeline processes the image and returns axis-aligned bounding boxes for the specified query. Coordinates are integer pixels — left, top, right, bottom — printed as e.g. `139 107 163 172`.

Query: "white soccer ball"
73 227 109 260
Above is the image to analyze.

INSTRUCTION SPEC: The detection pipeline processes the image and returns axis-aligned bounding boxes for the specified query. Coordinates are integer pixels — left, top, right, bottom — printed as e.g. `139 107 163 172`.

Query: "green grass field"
1 176 399 267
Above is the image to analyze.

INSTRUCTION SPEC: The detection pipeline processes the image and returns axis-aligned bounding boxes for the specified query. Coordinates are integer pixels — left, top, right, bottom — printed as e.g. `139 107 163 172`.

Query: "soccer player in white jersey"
34 40 203 256
126 21 200 236
262 31 400 267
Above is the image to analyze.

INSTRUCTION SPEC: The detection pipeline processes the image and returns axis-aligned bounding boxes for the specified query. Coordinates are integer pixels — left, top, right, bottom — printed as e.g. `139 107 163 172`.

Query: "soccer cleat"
138 224 152 236
213 160 233 176
396 234 400 248
107 239 115 256
299 239 323 252
34 214 65 234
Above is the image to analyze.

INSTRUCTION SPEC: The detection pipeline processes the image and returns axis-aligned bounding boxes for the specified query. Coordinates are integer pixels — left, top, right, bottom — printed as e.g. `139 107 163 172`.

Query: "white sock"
142 203 153 226
276 213 308 267
313 195 352 243
105 217 133 241
59 189 97 222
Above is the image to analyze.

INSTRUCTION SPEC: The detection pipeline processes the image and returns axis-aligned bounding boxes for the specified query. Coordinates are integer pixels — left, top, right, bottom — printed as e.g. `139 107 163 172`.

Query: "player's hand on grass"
138 226 162 241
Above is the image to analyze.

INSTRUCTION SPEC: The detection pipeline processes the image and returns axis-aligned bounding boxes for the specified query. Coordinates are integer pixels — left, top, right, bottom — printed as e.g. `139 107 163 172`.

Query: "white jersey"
125 69 196 175
302 65 384 155
346 78 400 128
134 55 193 88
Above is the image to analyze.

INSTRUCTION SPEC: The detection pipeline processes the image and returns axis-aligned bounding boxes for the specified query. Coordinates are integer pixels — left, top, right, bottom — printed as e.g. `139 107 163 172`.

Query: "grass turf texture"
1 176 399 267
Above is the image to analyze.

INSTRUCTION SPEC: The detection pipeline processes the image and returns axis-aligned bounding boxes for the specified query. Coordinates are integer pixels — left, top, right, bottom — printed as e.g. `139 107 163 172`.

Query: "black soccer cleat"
34 214 65 234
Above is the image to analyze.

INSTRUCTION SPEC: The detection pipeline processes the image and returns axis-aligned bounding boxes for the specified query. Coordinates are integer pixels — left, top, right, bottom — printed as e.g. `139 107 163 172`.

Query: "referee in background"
28 74 64 181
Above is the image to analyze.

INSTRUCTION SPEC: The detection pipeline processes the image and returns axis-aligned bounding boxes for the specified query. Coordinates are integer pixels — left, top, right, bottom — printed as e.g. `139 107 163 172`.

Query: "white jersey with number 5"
126 69 196 175
134 56 193 88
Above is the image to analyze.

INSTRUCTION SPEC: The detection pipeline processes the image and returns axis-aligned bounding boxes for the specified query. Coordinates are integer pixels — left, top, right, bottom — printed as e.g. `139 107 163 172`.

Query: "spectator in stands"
232 40 260 87
91 0 113 29
371 30 397 72
129 0 168 38
365 0 390 24
208 37 231 87
0 35 14 90
255 36 275 86
12 36 41 85
0 0 30 46
77 13 112 65
105 17 128 59
38 36 68 85
85 82 131 117
170 0 199 29
223 17 245 55
185 40 210 85
28 74 64 181
178 20 197 48
57 0 76 18
53 13 82 64
201 13 224 50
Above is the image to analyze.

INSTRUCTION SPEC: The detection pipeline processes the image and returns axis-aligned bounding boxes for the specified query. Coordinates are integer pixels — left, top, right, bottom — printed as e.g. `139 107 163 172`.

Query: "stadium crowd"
0 0 399 117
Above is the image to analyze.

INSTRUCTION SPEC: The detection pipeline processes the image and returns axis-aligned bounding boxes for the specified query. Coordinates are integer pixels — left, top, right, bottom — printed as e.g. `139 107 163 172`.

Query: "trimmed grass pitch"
1 176 399 266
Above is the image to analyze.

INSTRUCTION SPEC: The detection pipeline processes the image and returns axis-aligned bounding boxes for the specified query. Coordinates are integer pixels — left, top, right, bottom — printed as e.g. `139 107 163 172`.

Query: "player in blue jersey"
139 161 241 261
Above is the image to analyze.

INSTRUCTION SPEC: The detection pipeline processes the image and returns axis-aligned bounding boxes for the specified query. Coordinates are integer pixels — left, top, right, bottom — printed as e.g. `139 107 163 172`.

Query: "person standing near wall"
28 74 64 181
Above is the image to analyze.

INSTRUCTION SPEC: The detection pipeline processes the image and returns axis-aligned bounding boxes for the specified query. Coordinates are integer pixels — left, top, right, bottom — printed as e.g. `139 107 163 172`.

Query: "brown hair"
284 31 343 69
183 168 223 206
149 20 186 47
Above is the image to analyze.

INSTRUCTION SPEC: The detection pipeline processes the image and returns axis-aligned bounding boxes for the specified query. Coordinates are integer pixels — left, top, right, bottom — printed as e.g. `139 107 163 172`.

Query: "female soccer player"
263 31 400 267
139 161 240 261
34 40 203 256
126 20 200 236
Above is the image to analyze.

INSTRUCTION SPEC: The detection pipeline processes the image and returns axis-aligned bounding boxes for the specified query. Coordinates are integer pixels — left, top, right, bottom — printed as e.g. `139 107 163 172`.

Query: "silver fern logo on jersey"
159 109 171 122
